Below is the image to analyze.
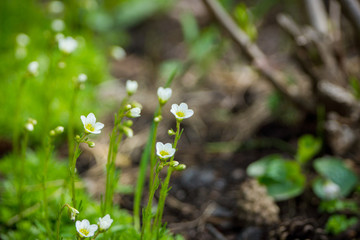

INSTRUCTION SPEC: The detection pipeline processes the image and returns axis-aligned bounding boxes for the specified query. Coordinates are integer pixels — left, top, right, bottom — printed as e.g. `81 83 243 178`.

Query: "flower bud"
175 164 186 171
123 120 133 127
87 141 95 148
27 61 39 76
25 123 34 132
127 107 141 118
170 161 179 168
110 46 126 60
75 135 81 142
122 126 133 138
154 116 162 123
126 80 138 96
77 73 87 83
55 126 64 134
50 130 56 136
168 129 176 136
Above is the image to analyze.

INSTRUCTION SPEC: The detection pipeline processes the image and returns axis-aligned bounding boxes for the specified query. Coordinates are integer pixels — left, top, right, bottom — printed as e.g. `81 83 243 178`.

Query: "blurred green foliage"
325 214 358 235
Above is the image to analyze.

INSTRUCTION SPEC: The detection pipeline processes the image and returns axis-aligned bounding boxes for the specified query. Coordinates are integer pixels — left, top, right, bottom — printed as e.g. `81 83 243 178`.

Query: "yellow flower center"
160 150 169 156
80 228 89 236
176 111 185 118
85 123 95 132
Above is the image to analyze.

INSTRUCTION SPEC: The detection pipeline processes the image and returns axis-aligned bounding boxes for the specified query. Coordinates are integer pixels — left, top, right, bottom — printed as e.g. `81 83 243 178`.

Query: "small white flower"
98 214 113 231
15 47 27 59
156 142 176 160
76 219 98 238
126 80 138 95
27 61 39 76
170 103 194 120
80 113 104 134
25 123 34 132
48 1 64 14
157 87 172 104
110 46 126 60
58 36 78 54
78 73 88 83
16 33 30 47
323 180 341 200
51 19 65 32
128 107 141 118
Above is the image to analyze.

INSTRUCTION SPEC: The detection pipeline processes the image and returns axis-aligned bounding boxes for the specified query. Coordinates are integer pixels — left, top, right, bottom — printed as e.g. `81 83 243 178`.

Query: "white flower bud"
122 126 133 138
16 33 30 47
58 36 78 54
51 19 65 32
78 73 87 83
157 87 172 105
128 107 141 118
126 80 138 96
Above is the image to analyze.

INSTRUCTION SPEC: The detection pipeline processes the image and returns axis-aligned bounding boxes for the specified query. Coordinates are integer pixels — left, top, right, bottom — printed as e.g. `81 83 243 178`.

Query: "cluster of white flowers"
75 214 113 238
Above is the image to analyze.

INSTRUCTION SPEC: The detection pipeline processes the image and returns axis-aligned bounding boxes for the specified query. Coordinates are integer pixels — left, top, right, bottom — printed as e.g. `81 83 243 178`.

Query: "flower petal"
87 113 96 124
94 122 104 130
80 115 87 125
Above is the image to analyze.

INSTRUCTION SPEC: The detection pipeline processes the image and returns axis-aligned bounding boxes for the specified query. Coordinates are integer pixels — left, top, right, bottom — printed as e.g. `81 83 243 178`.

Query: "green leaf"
295 134 322 164
180 13 199 44
314 157 358 197
247 154 283 177
247 155 306 200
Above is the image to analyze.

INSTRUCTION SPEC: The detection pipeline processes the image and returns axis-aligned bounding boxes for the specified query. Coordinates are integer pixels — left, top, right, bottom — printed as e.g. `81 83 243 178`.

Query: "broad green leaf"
246 154 283 177
314 157 358 197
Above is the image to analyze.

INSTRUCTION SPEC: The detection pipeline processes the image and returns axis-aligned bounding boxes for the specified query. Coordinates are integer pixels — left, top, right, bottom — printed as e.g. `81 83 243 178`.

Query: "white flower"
110 46 126 60
157 87 172 104
48 1 64 14
98 214 113 231
80 113 104 134
170 103 194 120
58 36 78 54
126 80 138 95
128 107 141 118
323 180 340 200
76 219 98 238
78 73 88 83
156 142 176 160
51 19 65 32
16 33 30 47
27 61 39 76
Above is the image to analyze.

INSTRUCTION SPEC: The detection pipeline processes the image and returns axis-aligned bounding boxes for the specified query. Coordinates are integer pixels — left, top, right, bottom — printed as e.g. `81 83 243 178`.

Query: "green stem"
153 121 181 237
68 86 79 163
103 97 128 215
18 129 29 216
70 133 87 208
55 204 67 240
13 75 27 156
42 136 53 236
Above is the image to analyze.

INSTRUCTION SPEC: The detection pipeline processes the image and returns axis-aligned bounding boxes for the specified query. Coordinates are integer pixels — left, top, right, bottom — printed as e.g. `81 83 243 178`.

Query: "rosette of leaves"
312 157 358 200
247 154 306 201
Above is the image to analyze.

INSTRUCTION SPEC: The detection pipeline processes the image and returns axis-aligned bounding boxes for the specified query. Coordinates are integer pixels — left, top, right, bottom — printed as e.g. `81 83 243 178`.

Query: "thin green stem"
12 75 27 156
18 129 29 216
68 86 79 162
103 97 128 215
42 136 53 237
56 204 67 240
70 133 87 208
153 121 181 238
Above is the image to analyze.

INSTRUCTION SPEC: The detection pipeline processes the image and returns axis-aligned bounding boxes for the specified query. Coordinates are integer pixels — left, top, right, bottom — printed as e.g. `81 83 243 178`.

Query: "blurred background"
2 0 360 239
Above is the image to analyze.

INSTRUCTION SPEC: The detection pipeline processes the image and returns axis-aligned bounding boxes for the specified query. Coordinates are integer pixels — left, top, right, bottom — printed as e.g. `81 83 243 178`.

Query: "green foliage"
313 157 358 199
319 199 358 213
295 134 322 164
325 214 358 235
247 154 306 200
233 3 257 42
